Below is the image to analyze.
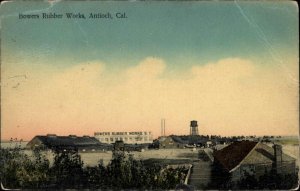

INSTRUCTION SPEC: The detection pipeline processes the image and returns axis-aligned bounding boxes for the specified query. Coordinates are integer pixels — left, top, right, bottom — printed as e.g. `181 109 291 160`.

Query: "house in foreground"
26 134 112 152
212 141 297 188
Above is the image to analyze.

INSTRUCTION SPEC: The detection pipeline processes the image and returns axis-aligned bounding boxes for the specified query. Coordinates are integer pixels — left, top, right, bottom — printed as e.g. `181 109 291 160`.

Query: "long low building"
26 134 112 152
94 131 153 144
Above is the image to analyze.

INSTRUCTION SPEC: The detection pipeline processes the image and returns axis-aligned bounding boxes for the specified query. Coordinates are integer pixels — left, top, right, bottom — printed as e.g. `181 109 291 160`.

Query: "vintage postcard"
0 0 299 190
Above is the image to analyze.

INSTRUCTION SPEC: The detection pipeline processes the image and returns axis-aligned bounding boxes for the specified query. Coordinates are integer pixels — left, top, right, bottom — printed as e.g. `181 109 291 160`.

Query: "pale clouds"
1 57 298 140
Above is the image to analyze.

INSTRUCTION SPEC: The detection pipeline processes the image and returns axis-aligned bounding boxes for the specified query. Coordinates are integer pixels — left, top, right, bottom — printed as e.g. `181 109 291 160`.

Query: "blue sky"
1 1 298 70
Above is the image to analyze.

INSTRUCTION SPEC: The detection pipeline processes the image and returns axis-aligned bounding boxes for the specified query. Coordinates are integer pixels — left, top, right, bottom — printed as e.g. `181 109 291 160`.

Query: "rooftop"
213 141 296 172
28 135 102 148
213 141 258 171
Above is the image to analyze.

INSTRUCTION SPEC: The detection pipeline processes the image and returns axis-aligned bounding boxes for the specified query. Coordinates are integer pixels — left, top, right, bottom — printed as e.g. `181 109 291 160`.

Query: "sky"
1 1 299 141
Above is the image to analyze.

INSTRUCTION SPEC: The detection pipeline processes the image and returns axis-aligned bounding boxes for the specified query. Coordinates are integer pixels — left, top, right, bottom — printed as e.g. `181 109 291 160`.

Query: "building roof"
213 141 258 171
214 144 228 151
243 142 295 165
213 141 296 172
27 135 102 148
170 136 188 144
157 136 188 144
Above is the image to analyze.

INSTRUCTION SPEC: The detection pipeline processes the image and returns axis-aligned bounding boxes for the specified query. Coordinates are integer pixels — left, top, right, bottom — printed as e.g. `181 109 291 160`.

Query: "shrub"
48 149 84 188
1 147 188 189
0 147 50 189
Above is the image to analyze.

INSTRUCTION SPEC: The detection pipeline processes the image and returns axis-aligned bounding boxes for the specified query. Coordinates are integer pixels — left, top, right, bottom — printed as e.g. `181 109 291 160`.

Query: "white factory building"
94 131 153 144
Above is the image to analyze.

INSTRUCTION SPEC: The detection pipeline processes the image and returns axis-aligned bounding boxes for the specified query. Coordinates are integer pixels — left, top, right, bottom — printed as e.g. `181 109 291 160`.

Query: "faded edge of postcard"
0 0 299 190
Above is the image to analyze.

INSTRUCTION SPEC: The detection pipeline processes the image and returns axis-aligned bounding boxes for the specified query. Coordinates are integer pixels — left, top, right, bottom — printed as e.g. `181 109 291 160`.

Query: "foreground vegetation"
208 165 299 190
0 147 188 189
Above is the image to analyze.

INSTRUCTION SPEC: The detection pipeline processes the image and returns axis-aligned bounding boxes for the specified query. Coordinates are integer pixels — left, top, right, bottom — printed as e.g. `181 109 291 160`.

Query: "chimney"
273 144 282 174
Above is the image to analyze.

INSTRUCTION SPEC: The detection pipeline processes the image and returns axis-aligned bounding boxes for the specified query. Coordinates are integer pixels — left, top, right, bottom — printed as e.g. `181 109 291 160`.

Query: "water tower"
190 120 199 136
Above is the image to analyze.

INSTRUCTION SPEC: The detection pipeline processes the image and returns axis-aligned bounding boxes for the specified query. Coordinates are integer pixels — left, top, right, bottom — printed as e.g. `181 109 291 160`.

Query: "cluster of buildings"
26 131 154 152
25 120 298 189
26 121 201 151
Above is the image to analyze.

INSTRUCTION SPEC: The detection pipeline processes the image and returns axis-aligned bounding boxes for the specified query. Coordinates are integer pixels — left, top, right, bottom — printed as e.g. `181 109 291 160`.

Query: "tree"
0 147 50 189
1 146 189 189
49 149 84 188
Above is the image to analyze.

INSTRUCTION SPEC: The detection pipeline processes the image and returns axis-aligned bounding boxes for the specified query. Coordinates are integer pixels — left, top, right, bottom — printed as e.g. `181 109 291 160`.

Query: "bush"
257 169 299 189
48 149 84 188
0 147 50 189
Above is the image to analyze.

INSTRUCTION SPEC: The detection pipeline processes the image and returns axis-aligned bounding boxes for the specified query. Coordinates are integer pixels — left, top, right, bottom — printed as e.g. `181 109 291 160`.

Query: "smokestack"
161 119 163 136
164 119 166 136
161 119 166 137
273 144 282 174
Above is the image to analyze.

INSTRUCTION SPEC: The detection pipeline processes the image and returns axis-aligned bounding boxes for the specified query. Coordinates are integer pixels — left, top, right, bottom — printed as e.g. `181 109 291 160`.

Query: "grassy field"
3 148 201 167
80 148 200 166
0 141 201 166
1 139 298 167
